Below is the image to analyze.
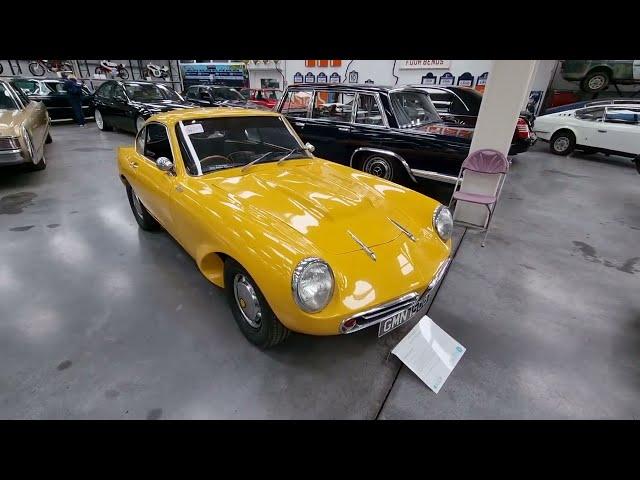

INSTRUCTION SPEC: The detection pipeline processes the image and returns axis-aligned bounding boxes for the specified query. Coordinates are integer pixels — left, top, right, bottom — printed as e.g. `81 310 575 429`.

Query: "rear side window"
575 107 605 121
280 90 313 117
12 79 39 94
605 108 640 124
312 91 355 122
354 93 383 125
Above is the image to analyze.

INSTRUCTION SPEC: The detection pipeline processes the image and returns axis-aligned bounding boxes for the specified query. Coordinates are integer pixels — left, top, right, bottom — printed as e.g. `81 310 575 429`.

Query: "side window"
428 91 454 113
13 80 39 95
144 123 173 162
97 82 114 99
312 91 355 122
113 86 127 102
604 108 640 124
575 107 605 121
136 126 146 155
354 93 384 126
186 86 198 99
280 90 313 117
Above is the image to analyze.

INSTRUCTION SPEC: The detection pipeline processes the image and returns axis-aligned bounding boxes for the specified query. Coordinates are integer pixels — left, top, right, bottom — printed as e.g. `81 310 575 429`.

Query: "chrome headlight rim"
432 205 453 242
291 257 335 313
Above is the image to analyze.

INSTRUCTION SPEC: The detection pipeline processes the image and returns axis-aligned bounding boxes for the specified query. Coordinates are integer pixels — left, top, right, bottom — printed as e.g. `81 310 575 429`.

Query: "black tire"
27 155 46 171
580 70 610 93
634 156 640 175
0 63 3 75
224 258 290 349
550 130 576 156
126 184 159 231
94 109 112 131
29 61 46 76
118 68 129 80
45 132 52 144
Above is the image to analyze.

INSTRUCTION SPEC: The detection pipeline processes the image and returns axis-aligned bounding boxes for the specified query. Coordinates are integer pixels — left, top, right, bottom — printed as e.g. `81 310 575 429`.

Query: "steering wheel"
199 155 231 169
228 151 256 162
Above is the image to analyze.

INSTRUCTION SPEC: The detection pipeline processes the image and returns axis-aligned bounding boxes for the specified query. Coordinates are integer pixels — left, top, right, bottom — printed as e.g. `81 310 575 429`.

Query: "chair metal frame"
448 149 510 247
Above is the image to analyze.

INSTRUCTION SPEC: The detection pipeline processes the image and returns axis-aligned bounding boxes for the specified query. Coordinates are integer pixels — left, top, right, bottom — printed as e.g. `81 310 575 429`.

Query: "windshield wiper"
241 151 276 172
277 146 308 165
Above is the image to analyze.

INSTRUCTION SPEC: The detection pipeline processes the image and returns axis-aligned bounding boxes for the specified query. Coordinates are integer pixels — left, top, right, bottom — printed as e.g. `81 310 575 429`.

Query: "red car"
240 88 283 109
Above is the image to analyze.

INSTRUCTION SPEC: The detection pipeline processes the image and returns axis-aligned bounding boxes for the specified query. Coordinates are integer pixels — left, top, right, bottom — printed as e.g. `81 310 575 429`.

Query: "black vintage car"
411 85 536 155
9 77 94 121
276 84 472 185
183 85 263 109
93 80 196 133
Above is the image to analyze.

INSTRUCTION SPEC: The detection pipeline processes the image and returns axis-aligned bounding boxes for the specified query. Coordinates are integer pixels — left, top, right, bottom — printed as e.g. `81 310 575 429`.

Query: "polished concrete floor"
1 123 638 419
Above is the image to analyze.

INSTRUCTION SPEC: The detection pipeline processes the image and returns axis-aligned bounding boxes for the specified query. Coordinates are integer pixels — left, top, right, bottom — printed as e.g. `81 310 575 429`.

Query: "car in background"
533 104 640 164
9 77 94 121
410 85 536 155
240 88 282 109
117 107 453 347
93 80 196 134
0 79 51 171
183 85 262 109
561 60 640 93
276 83 473 185
544 98 640 115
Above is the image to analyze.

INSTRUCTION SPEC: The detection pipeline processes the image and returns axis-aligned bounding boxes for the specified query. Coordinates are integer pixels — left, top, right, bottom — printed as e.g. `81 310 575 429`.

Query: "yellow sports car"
0 79 51 171
117 108 453 348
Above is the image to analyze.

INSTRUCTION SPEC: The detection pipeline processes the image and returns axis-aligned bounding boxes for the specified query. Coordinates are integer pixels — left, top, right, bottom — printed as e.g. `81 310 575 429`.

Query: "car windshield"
177 115 312 176
211 87 245 101
125 83 182 102
0 83 19 110
264 90 282 100
390 90 441 128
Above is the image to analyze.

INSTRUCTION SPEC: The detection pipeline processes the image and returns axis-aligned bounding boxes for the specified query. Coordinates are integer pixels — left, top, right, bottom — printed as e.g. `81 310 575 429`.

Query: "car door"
128 123 176 229
111 84 135 131
44 81 75 120
278 88 314 141
94 81 116 124
590 107 640 154
15 85 48 150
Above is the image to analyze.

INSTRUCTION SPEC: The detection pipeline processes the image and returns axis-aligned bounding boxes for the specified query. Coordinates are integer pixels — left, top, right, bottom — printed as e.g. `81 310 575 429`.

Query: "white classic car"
534 104 640 170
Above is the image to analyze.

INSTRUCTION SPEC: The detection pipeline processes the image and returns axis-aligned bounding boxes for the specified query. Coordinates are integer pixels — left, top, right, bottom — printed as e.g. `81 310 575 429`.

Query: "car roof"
149 107 281 124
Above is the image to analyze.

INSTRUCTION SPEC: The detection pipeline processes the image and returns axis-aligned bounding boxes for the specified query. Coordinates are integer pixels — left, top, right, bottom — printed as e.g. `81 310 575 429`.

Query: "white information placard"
392 315 466 394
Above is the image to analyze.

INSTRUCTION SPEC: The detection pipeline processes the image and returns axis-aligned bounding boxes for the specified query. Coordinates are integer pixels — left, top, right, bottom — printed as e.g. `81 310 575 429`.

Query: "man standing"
63 74 85 127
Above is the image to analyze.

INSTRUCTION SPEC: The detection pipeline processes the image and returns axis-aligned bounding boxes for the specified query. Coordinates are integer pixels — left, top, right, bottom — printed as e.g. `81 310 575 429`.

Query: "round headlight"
433 205 453 241
292 258 334 313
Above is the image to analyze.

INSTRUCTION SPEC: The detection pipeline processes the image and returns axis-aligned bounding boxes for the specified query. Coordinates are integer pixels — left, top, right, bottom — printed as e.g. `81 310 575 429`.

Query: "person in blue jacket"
63 74 85 127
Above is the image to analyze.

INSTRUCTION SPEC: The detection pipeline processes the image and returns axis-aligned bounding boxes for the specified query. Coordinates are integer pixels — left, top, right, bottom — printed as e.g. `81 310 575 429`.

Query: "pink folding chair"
448 149 510 247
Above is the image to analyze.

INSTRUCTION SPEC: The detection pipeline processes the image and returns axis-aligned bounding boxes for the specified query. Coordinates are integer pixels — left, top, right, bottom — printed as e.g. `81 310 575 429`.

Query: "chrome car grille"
341 293 420 334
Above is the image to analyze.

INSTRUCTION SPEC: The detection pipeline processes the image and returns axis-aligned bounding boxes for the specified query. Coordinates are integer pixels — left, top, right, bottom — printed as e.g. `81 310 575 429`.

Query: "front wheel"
29 61 46 76
580 70 610 93
361 153 407 185
550 130 576 156
94 109 112 131
27 155 46 171
126 184 159 231
224 258 290 349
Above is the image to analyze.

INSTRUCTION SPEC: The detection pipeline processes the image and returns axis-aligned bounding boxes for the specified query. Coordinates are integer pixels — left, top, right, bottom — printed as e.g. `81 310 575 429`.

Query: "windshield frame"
175 115 311 177
0 81 21 110
389 88 442 129
123 82 183 102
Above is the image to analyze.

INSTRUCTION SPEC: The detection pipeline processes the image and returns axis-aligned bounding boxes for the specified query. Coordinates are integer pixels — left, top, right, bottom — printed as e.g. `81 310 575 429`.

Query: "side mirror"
156 157 174 172
304 142 315 153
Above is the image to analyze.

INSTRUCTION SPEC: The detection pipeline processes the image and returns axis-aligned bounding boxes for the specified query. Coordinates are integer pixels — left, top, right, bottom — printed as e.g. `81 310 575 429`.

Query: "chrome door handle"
597 129 607 133
337 127 350 132
294 122 305 127
129 161 138 168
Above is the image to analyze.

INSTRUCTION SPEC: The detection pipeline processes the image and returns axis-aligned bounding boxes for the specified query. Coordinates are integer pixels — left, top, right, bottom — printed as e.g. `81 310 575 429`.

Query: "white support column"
454 60 539 228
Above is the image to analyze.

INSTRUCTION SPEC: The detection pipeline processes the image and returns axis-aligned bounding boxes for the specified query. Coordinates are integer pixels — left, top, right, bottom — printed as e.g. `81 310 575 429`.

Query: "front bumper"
0 149 27 166
339 257 452 334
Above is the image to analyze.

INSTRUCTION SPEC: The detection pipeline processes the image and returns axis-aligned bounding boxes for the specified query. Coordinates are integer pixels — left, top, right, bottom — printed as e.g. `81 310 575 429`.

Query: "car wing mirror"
156 157 174 172
304 142 315 153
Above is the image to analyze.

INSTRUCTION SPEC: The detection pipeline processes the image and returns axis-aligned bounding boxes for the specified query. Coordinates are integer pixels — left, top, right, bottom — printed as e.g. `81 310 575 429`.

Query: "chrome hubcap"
364 156 392 180
95 110 103 129
233 273 262 328
588 75 605 90
554 137 570 152
131 191 144 217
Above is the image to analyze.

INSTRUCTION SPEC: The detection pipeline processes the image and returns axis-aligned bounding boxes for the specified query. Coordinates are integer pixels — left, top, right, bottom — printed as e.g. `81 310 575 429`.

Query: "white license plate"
378 294 429 337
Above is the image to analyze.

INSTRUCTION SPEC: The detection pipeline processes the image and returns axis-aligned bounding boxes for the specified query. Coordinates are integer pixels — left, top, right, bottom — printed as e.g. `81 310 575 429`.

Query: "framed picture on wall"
421 73 437 85
439 72 455 86
348 71 359 83
317 72 327 83
293 72 303 83
476 72 489 92
305 72 316 83
330 72 341 83
457 72 474 87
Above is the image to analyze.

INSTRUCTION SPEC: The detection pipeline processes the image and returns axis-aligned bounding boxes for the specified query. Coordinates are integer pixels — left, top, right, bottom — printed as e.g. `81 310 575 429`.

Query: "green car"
561 60 640 93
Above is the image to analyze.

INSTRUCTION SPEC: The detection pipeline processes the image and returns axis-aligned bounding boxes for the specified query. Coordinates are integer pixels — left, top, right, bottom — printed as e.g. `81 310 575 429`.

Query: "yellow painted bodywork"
117 108 451 335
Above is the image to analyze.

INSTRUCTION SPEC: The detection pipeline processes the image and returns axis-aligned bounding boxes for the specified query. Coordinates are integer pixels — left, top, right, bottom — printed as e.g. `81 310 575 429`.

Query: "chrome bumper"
340 257 452 334
0 149 27 166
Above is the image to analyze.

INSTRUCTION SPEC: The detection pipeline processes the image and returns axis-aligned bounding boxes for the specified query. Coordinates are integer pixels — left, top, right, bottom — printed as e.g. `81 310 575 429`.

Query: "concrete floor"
0 123 638 419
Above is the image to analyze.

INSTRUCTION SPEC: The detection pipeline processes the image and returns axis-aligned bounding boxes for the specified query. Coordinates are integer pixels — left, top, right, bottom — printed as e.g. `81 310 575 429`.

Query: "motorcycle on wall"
144 63 170 79
29 60 74 76
95 60 129 79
